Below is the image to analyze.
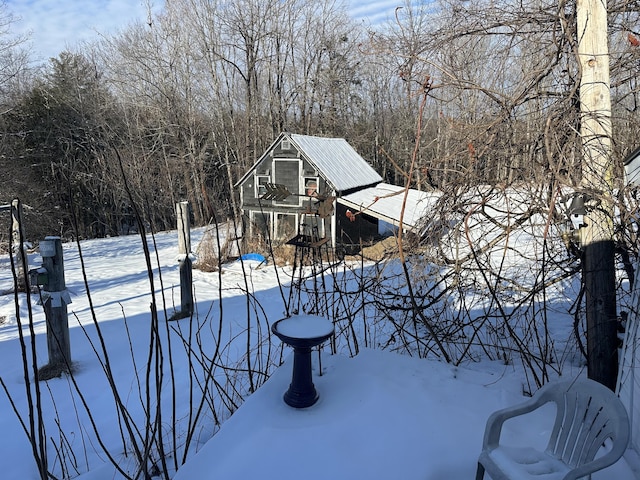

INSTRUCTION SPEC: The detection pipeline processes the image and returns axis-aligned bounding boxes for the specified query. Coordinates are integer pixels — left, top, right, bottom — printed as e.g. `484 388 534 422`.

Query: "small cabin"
235 132 384 251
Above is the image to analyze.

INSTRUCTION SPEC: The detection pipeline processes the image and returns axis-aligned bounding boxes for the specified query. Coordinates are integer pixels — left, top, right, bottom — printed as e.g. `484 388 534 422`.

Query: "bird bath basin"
272 315 334 408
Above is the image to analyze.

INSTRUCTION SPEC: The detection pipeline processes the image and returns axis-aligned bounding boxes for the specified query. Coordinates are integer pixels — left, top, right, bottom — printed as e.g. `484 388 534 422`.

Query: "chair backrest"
536 378 630 468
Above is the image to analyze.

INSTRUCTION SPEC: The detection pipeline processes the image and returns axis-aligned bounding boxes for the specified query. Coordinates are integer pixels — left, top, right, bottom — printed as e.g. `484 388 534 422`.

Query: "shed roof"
235 133 382 194
288 134 382 193
338 183 440 231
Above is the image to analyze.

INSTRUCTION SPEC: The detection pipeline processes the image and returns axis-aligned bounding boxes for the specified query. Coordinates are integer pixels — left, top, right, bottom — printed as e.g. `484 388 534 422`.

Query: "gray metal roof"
289 133 382 193
338 183 440 231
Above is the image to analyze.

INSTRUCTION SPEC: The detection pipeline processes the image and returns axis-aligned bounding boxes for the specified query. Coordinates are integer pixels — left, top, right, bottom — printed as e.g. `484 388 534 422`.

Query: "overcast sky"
5 0 401 63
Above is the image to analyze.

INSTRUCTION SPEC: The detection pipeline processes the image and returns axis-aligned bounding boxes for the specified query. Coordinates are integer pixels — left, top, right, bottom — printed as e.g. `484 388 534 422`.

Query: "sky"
5 0 163 62
0 227 636 479
4 0 402 63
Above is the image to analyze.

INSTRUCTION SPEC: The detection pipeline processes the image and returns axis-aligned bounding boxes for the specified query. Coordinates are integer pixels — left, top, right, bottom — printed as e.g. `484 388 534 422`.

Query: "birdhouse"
29 266 49 286
40 238 58 258
568 194 587 229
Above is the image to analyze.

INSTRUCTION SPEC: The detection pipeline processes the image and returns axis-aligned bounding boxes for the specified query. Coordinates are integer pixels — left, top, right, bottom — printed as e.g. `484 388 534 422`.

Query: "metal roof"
289 133 382 193
338 183 440 231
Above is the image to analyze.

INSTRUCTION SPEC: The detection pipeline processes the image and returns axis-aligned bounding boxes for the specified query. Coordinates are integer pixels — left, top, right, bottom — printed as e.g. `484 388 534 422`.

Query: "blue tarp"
240 253 266 263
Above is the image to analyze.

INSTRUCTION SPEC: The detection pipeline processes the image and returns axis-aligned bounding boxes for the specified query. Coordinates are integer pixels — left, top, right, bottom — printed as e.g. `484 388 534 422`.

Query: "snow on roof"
289 133 382 193
624 145 640 187
338 183 440 231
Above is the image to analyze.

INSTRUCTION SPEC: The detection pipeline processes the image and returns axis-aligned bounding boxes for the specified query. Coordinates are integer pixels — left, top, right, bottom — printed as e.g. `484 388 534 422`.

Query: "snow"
172 348 519 480
0 227 636 479
273 314 334 339
490 446 570 479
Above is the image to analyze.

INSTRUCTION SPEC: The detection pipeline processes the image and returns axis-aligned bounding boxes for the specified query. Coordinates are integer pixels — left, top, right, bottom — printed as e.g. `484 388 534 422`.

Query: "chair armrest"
483 394 550 448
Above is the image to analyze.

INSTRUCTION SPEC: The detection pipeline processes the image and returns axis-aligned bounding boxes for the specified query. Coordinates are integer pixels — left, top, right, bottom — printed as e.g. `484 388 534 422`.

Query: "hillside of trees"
0 0 639 243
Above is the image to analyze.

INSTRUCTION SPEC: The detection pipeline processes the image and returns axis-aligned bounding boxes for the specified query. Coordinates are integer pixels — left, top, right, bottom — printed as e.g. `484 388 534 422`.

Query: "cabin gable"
238 135 332 210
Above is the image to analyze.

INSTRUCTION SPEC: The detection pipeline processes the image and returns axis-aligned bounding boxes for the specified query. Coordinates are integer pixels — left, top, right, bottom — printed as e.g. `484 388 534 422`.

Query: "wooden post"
177 202 193 317
177 201 191 256
40 236 71 374
577 0 618 389
10 199 26 291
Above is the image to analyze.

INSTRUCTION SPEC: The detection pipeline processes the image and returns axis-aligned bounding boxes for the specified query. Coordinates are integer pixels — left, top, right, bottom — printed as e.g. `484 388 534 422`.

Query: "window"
276 213 297 239
301 213 325 239
250 211 271 241
281 139 291 150
304 177 319 197
255 175 270 198
273 159 301 206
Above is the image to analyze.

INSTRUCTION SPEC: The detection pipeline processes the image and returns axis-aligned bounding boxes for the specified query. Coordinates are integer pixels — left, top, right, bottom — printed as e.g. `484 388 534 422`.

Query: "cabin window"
304 177 319 197
300 214 325 239
276 213 297 239
255 175 270 198
250 211 271 240
281 139 291 150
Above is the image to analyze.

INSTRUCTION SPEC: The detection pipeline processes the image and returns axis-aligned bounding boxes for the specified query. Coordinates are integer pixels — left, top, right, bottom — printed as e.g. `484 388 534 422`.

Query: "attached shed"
338 183 441 235
235 132 383 250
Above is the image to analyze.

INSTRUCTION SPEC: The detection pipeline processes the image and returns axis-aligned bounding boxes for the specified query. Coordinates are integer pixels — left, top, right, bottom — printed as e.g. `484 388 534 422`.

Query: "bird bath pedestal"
272 315 334 408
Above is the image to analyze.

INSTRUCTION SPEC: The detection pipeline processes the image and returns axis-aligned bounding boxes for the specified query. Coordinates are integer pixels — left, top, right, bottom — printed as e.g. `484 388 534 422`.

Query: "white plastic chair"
476 378 630 480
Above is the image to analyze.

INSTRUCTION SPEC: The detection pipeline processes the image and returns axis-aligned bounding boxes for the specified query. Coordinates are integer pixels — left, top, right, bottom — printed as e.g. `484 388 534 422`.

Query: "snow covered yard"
0 227 636 479
170 347 635 480
172 348 543 480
